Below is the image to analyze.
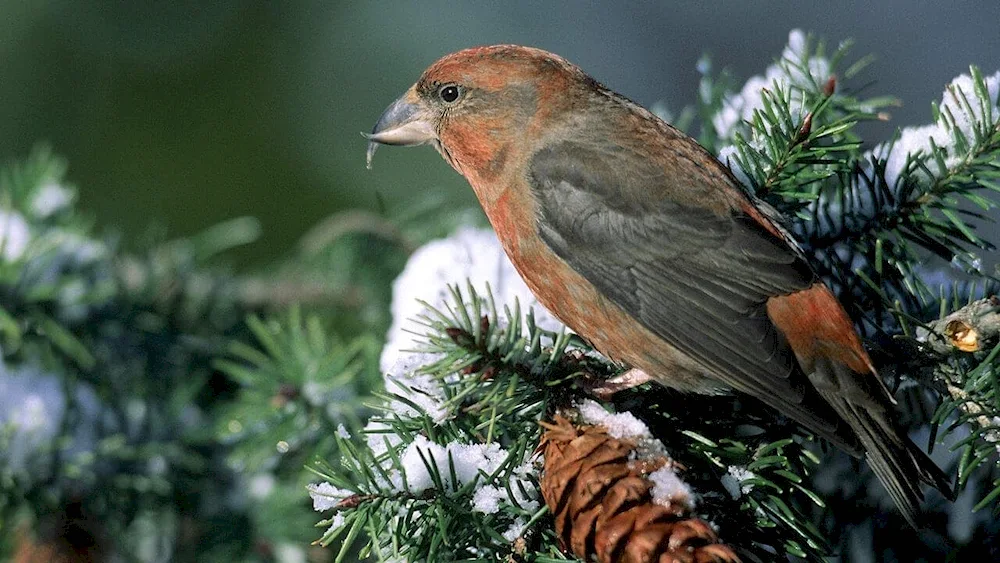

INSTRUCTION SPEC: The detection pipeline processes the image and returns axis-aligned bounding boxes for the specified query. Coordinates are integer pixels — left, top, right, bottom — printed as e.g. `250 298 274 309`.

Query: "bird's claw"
585 368 653 401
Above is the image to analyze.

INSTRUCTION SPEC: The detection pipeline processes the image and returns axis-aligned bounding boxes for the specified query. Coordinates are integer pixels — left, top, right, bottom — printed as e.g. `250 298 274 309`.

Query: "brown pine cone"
540 415 740 563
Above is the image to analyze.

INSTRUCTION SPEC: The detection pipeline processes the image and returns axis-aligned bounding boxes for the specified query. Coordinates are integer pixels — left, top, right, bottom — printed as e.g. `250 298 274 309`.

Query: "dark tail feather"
851 404 954 527
907 439 955 500
811 359 953 528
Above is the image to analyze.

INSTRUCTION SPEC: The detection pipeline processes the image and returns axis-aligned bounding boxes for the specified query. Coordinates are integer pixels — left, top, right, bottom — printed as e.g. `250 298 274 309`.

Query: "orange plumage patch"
422 45 575 93
439 117 509 180
766 284 874 375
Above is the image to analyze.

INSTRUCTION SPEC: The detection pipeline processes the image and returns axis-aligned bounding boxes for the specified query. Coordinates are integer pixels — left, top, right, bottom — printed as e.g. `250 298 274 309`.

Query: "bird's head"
366 45 591 182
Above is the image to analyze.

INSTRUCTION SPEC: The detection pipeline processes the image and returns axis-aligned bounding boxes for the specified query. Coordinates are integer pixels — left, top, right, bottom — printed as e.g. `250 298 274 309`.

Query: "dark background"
2 2 999 266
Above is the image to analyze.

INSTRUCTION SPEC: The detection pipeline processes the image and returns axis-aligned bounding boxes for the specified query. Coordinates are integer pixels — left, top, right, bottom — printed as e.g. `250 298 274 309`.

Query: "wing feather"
529 140 861 452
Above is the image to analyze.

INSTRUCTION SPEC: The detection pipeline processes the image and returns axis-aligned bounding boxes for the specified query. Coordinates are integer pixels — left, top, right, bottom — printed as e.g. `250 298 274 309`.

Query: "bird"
364 44 952 526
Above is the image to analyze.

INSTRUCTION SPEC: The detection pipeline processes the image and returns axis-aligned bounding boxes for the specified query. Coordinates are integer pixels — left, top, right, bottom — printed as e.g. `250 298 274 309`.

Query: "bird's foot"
585 368 653 401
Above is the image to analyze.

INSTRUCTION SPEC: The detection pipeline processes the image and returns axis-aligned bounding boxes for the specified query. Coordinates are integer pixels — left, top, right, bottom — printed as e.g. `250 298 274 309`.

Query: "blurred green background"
2 1 998 267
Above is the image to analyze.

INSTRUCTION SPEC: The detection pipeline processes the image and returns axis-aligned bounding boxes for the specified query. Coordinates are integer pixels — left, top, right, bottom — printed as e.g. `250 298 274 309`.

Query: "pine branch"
905 295 1000 509
801 68 1000 286
215 307 381 474
1 147 341 560
712 32 895 217
309 282 832 562
921 295 1000 356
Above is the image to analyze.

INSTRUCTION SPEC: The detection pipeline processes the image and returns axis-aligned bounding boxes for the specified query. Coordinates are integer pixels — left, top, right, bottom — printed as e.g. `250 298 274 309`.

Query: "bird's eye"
438 84 461 104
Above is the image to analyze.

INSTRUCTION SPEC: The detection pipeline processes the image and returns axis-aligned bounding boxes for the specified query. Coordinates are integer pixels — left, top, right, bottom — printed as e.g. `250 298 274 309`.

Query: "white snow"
273 542 307 563
354 432 542 515
383 353 450 423
713 30 830 143
717 145 753 188
577 399 651 439
381 227 564 373
378 227 567 426
363 419 404 458
395 435 507 491
0 359 103 472
870 69 1000 189
31 182 74 218
577 400 697 510
941 70 1000 143
249 473 276 500
872 123 952 188
44 229 108 264
307 482 354 511
12 395 48 431
0 210 30 261
470 458 539 514
1 361 63 470
721 465 756 499
324 513 346 537
502 517 528 542
472 485 506 514
649 465 694 509
576 400 697 509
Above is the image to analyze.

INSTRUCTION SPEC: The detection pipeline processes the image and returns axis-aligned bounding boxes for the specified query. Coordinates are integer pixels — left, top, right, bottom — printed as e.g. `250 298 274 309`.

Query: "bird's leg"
585 368 653 401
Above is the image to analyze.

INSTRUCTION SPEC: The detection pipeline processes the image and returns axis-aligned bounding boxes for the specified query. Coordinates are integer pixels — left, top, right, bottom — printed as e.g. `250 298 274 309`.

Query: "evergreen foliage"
2 30 999 562
0 148 387 560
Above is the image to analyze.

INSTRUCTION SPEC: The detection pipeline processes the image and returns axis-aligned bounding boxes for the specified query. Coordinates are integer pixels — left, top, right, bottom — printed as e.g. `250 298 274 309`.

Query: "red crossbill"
366 45 951 525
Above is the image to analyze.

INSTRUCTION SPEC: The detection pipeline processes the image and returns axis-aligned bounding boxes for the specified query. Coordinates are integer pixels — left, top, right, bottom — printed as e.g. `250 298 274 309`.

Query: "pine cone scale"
570 503 603 557
540 415 740 563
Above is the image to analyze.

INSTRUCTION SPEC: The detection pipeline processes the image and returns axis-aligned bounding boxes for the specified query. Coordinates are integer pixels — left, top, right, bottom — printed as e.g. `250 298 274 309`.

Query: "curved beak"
365 90 437 169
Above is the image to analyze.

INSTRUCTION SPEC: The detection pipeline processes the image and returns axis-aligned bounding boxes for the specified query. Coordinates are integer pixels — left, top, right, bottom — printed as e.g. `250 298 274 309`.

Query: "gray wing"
529 140 860 452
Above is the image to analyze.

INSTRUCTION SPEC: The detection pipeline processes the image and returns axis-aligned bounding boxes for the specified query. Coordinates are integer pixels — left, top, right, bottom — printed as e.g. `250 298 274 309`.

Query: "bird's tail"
811 358 954 528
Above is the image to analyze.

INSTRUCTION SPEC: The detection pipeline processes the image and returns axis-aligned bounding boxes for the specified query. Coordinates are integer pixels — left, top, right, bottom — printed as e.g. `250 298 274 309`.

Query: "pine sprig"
215 307 381 474
611 383 830 562
307 284 570 561
800 67 1000 302
718 38 895 219
913 295 1000 511
0 148 114 369
1 147 359 561
309 283 835 561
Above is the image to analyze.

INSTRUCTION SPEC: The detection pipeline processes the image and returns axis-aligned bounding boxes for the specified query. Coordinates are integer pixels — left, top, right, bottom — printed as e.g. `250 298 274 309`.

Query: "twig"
919 296 1000 355
298 210 415 256
918 296 1000 442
